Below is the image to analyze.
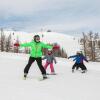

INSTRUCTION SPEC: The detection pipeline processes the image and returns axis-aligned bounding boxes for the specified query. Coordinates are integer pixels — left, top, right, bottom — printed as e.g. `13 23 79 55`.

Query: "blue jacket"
69 55 88 64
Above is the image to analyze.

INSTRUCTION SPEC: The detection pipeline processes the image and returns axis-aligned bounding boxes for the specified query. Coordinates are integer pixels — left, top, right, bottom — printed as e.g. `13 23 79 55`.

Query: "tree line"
80 31 100 62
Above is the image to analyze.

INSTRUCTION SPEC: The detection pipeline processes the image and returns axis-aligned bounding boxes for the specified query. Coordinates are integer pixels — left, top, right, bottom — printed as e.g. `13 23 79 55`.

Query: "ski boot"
81 70 87 73
43 74 48 80
23 73 27 80
51 72 56 75
72 69 74 73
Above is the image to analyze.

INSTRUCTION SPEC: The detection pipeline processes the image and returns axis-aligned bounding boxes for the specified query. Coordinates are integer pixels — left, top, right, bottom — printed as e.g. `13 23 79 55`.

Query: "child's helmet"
48 48 52 51
76 51 81 54
48 49 53 55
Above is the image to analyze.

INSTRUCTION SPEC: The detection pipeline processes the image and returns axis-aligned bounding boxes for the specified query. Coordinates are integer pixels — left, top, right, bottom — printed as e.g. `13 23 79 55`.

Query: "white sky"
0 0 100 34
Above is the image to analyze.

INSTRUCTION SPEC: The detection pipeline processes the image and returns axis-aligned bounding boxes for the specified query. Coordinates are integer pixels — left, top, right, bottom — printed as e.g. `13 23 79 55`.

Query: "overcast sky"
0 0 100 35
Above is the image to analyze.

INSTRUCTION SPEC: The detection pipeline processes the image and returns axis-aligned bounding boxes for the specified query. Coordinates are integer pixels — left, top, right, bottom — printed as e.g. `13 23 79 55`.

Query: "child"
42 49 57 75
68 51 88 73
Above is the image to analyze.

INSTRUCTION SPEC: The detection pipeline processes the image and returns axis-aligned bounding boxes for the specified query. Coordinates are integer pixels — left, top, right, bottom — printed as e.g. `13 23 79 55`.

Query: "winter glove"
53 45 60 50
68 57 70 59
14 43 20 47
55 61 57 64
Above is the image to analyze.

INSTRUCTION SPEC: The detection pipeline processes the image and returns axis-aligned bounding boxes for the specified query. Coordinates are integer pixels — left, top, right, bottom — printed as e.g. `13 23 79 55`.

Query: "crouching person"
68 51 88 73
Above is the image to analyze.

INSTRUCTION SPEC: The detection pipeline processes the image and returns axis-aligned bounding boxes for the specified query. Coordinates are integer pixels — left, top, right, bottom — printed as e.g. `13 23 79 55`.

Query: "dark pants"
72 63 87 70
24 57 46 75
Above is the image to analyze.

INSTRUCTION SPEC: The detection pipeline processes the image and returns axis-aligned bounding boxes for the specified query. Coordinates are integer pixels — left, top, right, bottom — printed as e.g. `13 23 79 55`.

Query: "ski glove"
53 45 60 50
14 43 20 47
55 61 57 64
68 57 70 59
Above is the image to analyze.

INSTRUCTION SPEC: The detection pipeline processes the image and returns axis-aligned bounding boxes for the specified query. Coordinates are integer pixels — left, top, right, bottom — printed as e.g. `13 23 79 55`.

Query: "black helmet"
34 35 40 38
34 35 40 43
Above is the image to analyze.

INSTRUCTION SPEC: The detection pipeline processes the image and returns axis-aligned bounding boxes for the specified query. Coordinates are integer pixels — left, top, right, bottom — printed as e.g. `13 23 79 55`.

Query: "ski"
23 76 48 81
46 73 57 75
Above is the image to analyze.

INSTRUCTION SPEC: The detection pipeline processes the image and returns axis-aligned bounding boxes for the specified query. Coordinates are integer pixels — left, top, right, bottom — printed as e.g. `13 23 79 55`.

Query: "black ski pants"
24 57 46 75
72 63 87 70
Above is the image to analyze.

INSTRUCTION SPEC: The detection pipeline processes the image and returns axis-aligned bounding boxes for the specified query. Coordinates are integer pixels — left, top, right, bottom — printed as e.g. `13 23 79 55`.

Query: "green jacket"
20 41 52 58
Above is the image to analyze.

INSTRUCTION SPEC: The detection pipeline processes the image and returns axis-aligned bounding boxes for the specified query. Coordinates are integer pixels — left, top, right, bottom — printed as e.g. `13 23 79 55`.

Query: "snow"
1 31 100 100
0 52 100 100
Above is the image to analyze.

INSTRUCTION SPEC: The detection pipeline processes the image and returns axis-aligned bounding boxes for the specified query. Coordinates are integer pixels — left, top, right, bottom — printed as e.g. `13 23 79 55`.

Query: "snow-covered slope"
1 31 100 100
0 52 100 100
4 31 80 55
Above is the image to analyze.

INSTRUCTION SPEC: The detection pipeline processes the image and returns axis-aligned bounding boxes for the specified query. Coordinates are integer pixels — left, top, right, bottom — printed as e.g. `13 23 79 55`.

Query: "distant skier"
68 51 88 73
14 35 59 80
42 49 57 75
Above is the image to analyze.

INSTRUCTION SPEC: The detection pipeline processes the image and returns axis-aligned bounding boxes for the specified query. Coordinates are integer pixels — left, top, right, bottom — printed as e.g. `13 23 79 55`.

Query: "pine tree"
0 28 5 52
80 31 100 61
5 34 12 52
